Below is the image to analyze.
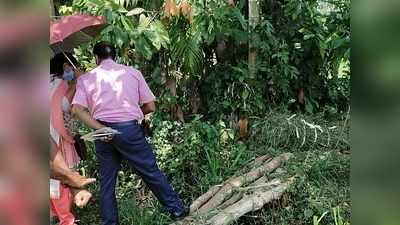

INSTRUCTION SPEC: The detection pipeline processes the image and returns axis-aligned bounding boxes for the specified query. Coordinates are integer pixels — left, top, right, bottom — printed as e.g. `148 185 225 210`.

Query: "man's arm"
141 101 155 115
50 139 96 188
71 104 105 130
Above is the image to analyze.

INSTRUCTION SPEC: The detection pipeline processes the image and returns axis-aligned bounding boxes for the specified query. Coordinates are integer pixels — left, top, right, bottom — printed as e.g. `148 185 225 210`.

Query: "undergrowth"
76 109 350 225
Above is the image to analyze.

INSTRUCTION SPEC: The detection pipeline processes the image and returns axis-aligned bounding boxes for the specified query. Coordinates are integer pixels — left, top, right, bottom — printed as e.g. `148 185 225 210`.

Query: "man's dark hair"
50 52 78 76
93 42 116 60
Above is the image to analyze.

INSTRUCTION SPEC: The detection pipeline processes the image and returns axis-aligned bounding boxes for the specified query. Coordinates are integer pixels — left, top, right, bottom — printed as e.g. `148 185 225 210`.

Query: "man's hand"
50 145 96 189
71 104 105 130
65 171 96 189
141 101 155 116
72 189 92 208
94 127 119 142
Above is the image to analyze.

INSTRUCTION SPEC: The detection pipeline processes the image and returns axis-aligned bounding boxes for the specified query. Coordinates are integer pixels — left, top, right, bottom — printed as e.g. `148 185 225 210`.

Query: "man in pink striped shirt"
72 42 186 225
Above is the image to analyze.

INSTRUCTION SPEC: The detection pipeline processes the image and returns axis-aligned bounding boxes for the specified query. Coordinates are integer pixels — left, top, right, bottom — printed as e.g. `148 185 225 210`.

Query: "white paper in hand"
81 127 121 142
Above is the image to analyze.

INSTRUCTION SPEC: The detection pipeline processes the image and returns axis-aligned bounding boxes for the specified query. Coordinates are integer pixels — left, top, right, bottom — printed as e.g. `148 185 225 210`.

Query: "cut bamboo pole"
253 155 271 167
189 185 221 214
197 153 292 213
217 192 243 210
207 179 293 225
190 154 271 214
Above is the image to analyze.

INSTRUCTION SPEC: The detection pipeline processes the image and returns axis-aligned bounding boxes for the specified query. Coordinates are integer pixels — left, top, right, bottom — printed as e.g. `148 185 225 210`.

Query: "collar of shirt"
100 58 115 65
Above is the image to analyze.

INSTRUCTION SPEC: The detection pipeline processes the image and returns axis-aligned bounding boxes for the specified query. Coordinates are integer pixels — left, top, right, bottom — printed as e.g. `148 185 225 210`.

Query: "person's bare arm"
141 101 155 116
65 83 76 102
50 140 96 188
71 104 105 130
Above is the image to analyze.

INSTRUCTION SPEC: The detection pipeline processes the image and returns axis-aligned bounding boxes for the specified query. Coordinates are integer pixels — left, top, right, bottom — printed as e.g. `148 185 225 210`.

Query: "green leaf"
305 99 314 114
120 16 132 30
241 90 249 100
135 36 153 59
104 8 114 23
114 27 128 48
100 24 113 35
233 9 247 30
127 7 145 16
304 34 315 40
332 37 346 49
151 21 170 46
139 14 151 29
144 31 161 50
304 208 314 219
88 0 102 5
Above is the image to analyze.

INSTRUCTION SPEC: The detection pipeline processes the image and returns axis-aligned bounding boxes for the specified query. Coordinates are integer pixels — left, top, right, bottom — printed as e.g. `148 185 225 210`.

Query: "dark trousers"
95 120 184 225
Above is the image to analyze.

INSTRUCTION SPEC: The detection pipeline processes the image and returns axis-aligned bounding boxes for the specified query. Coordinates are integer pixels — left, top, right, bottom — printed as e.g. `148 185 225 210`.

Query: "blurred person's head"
93 42 116 65
50 52 78 81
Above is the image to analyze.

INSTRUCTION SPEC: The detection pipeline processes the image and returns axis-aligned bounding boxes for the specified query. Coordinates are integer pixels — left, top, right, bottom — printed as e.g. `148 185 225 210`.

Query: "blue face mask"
62 67 75 81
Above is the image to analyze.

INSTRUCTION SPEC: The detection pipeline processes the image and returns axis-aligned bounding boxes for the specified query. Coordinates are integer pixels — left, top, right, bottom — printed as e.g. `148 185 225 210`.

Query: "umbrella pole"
57 44 78 70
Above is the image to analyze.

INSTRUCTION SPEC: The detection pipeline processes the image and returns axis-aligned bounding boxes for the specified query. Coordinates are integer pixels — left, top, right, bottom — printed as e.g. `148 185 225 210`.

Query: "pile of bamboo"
170 153 294 225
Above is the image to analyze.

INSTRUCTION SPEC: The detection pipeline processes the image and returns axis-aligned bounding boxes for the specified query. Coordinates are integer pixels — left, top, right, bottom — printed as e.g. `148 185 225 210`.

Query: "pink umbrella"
50 14 107 65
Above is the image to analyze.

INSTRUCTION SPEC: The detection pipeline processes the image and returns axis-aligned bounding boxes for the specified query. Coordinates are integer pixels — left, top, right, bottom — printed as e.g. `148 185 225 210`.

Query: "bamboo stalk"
197 153 292 213
189 185 221 214
190 154 271 214
207 179 293 225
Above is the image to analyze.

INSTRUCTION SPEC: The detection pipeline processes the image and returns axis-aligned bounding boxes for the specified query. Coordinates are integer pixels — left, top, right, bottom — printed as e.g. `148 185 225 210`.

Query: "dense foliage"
58 0 350 119
53 0 350 224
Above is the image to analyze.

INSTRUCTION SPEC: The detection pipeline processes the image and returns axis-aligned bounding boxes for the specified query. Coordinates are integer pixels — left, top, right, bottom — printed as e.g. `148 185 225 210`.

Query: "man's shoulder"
117 63 140 72
116 64 142 78
77 70 96 83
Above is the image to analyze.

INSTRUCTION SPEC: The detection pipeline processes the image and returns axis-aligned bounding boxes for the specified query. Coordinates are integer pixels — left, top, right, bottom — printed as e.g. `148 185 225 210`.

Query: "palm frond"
170 36 203 76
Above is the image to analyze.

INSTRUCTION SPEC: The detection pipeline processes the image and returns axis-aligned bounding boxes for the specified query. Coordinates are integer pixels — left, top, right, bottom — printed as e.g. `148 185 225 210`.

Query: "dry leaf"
164 0 171 16
164 0 180 17
170 0 178 16
238 118 248 139
298 88 304 104
179 0 192 17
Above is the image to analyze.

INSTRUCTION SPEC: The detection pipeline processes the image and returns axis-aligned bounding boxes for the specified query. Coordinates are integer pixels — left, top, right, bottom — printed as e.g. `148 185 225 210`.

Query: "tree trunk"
166 76 185 122
188 80 201 114
248 0 260 77
164 52 184 122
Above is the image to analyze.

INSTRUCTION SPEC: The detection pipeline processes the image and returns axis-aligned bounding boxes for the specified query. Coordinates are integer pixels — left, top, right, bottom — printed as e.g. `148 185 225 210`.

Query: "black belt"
98 120 139 126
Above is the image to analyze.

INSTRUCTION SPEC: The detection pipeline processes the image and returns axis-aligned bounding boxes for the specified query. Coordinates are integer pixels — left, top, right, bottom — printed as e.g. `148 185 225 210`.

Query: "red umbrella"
50 14 107 65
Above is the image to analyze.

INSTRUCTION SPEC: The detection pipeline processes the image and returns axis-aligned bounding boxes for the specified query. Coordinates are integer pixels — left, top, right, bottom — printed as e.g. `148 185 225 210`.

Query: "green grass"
76 109 350 225
118 200 173 225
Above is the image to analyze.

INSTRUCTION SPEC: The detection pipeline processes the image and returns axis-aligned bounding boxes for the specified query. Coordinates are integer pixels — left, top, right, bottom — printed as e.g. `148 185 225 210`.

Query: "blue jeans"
95 120 184 225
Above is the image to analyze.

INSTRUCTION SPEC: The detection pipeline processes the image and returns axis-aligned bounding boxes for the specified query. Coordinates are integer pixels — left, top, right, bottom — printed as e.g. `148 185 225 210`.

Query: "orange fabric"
50 184 75 225
50 80 80 167
51 80 74 144
50 80 80 224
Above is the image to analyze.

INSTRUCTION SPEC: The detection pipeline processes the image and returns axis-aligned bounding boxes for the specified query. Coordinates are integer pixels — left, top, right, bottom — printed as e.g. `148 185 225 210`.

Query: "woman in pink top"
50 53 91 225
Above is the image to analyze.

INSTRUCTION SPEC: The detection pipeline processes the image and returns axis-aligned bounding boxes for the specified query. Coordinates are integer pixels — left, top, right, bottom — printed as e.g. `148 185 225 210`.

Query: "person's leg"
95 140 122 225
110 122 184 215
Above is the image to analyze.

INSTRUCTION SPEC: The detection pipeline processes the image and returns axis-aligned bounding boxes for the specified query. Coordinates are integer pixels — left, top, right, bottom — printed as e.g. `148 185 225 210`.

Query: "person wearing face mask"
50 53 92 225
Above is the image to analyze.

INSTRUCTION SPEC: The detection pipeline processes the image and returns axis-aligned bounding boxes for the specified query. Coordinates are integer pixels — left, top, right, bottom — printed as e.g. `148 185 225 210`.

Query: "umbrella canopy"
50 14 106 53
